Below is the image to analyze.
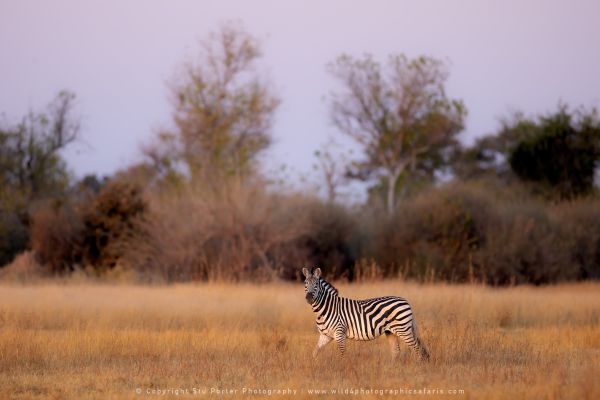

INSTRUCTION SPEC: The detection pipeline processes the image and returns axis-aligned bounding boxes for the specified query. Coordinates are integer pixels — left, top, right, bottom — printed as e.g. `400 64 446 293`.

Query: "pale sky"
1 0 599 185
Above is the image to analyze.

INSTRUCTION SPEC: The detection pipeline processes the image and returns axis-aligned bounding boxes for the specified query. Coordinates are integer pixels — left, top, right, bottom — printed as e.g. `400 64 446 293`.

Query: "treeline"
1 23 599 284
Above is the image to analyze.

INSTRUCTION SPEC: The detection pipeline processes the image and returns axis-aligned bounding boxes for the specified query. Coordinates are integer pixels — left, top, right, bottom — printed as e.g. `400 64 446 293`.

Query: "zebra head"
302 267 322 304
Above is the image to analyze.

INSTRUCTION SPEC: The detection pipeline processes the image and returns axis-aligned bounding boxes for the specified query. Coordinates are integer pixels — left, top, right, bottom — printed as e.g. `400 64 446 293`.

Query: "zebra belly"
346 330 377 341
316 323 336 338
317 324 375 341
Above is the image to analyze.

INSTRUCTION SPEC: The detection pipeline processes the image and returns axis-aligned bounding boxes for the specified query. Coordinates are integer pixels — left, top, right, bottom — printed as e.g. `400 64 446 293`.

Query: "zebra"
303 267 430 360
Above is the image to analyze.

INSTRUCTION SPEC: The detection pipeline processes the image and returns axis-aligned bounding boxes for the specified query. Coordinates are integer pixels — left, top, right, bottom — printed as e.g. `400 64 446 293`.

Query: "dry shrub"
80 180 147 270
295 201 357 280
478 198 600 284
121 182 313 282
16 174 600 284
375 182 600 284
376 183 497 281
24 176 360 282
30 200 82 274
478 203 568 284
28 179 147 276
0 208 28 267
549 199 600 280
353 258 385 282
120 178 363 282
0 251 49 283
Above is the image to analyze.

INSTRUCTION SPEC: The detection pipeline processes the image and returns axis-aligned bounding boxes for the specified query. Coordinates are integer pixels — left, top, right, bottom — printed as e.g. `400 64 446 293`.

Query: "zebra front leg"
334 330 347 357
313 334 332 358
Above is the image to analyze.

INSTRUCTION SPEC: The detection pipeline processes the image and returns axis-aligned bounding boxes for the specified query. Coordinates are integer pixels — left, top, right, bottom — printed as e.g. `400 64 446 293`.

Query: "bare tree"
328 54 466 214
155 22 280 183
313 139 349 203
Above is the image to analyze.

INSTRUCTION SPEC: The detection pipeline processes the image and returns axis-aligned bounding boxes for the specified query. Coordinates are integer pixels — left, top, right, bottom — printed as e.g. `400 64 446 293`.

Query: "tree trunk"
386 167 402 216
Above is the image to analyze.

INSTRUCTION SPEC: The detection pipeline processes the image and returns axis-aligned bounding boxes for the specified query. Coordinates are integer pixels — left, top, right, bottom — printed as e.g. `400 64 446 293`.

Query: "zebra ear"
313 267 322 278
302 268 311 278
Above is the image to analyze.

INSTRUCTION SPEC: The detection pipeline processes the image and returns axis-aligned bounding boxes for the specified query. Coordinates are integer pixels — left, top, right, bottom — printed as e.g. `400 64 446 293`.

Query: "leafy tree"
75 174 107 196
0 91 79 266
452 135 512 182
0 91 79 202
454 105 600 199
146 23 279 184
508 106 599 199
328 54 466 214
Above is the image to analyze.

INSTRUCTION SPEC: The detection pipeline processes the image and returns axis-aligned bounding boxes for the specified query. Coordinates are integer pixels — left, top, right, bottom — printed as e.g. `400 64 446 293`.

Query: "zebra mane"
319 277 339 296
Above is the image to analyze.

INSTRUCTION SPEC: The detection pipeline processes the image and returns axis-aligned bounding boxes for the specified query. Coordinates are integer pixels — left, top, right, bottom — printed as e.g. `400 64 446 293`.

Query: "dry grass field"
0 281 599 399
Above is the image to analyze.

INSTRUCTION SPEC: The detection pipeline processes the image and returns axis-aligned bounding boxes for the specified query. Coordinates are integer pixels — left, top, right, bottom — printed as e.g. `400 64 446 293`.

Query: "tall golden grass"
0 281 598 399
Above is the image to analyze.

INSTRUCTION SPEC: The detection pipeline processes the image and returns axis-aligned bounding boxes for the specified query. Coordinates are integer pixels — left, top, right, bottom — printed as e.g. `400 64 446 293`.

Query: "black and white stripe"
303 267 429 360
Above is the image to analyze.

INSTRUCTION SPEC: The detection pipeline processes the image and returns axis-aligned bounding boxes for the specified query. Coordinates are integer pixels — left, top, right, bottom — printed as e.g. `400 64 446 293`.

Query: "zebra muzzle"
305 293 314 303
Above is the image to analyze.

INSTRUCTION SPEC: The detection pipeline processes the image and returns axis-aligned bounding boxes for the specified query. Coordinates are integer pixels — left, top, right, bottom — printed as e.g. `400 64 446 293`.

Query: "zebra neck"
311 288 340 315
319 278 339 296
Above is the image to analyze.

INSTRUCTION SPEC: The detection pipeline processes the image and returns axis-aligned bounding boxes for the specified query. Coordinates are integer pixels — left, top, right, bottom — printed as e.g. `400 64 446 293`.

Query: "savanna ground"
0 281 598 399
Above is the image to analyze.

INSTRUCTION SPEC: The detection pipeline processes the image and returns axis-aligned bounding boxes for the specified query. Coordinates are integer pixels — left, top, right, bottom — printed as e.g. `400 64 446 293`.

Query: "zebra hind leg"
411 319 430 361
415 336 430 361
385 331 401 358
391 324 430 362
